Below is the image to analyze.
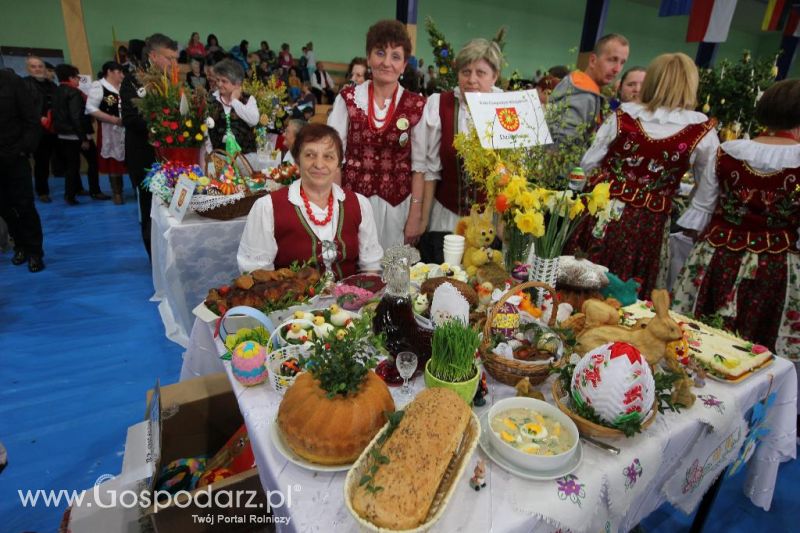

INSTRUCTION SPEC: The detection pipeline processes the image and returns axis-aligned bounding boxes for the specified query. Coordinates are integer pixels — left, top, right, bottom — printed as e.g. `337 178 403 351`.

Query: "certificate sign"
464 89 552 149
168 176 197 222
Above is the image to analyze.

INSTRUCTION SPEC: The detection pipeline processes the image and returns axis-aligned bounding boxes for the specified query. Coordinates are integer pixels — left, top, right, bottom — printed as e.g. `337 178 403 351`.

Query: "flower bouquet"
143 161 208 203
454 128 612 303
133 64 207 162
243 72 289 132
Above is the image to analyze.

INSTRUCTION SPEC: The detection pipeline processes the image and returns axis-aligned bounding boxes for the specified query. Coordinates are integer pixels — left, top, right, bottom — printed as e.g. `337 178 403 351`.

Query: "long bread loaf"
351 387 470 529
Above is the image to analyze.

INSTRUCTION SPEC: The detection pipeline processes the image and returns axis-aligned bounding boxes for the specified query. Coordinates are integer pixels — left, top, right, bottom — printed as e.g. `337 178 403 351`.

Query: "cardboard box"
145 373 272 533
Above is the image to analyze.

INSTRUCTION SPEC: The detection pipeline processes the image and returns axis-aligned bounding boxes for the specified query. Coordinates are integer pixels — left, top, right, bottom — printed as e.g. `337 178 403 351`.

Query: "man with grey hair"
282 119 305 164
24 56 57 203
549 33 629 148
120 33 178 258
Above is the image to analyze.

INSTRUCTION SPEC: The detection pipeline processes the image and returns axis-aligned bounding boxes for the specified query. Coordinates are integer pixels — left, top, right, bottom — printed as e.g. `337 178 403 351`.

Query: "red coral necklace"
300 186 334 226
367 82 399 133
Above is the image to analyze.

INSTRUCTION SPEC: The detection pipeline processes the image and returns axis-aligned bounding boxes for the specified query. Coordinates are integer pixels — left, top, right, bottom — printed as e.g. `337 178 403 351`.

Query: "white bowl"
486 397 579 472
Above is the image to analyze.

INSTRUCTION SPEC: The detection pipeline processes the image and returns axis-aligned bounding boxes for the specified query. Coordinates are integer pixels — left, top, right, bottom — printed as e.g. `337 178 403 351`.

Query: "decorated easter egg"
571 342 655 427
231 341 269 386
491 302 520 338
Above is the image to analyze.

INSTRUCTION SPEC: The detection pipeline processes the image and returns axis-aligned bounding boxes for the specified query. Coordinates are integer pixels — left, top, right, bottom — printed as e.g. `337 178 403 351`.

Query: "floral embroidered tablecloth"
181 317 797 533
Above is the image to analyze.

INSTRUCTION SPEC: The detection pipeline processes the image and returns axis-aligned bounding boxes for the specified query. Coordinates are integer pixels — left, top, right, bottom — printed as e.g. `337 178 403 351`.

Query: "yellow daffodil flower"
514 209 545 237
200 124 208 132
568 199 585 219
195 133 204 141
587 183 611 215
185 120 193 128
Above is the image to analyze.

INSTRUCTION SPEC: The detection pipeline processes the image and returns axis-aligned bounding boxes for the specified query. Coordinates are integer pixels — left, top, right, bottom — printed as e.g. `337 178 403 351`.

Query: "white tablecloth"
150 199 246 347
180 317 797 533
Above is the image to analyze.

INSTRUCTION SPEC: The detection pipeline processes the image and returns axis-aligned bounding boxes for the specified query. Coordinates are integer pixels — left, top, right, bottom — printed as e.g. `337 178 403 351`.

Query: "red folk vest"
271 186 362 280
702 149 800 254
592 110 716 213
340 83 426 206
434 91 486 216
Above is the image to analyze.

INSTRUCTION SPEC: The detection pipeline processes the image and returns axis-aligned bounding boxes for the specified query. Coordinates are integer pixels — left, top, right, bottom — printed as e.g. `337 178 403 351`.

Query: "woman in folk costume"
673 80 800 358
206 59 259 157
238 124 382 278
328 19 427 250
566 53 719 297
86 61 127 204
419 38 503 263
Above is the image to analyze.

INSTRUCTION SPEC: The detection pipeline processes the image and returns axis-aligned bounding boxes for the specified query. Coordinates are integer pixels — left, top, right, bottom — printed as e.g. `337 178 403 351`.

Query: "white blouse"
85 78 118 114
678 140 800 232
581 102 720 176
237 180 384 273
423 86 503 182
327 80 427 173
213 90 260 127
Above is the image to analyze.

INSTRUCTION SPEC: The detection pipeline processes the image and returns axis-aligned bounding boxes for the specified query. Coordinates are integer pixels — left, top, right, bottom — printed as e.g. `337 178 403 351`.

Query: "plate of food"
204 264 324 317
276 305 359 346
345 388 479 532
478 398 583 481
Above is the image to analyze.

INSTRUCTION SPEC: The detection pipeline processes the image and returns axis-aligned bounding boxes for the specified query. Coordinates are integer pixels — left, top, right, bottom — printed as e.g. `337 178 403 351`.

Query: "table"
150 199 246 347
180 317 797 533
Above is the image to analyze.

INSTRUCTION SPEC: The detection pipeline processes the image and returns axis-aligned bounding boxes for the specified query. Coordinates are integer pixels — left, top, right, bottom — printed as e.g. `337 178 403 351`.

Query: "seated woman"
673 79 800 357
207 59 259 155
565 53 719 297
237 123 383 279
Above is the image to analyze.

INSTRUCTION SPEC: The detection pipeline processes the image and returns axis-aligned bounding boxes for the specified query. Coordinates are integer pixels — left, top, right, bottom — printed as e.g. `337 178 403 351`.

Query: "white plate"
478 412 583 481
269 420 352 472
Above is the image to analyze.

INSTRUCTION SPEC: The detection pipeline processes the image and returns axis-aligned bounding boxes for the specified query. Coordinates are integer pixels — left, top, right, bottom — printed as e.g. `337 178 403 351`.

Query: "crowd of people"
1 20 798 361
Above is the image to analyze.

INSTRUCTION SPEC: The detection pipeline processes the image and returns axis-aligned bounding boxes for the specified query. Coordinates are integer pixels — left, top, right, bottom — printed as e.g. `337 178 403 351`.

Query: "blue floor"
0 177 796 532
0 177 182 532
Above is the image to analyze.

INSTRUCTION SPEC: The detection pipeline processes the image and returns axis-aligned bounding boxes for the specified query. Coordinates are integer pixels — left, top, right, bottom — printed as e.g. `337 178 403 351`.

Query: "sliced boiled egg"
499 430 516 443
503 418 518 431
522 444 540 454
521 423 548 441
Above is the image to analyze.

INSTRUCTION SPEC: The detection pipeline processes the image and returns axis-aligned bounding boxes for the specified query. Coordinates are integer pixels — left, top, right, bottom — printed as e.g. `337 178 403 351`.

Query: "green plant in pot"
424 319 481 405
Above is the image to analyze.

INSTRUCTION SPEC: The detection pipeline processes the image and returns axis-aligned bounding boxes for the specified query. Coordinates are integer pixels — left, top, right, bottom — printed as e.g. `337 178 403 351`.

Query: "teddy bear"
455 206 503 276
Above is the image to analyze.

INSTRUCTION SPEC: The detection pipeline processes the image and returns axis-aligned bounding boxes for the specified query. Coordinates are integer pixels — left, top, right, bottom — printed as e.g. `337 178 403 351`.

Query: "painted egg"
491 302 520 338
571 342 655 427
231 341 268 386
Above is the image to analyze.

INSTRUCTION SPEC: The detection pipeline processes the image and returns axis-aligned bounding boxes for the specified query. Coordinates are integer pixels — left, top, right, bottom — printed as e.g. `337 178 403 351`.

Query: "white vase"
528 255 560 307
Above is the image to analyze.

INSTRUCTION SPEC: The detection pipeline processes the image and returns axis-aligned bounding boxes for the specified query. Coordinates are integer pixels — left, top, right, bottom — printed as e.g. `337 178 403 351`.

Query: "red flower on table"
169 122 179 130
165 135 174 144
162 108 171 114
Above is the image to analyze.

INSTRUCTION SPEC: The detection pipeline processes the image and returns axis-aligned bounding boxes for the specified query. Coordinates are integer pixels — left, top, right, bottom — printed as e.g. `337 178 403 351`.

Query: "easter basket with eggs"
479 280 564 386
191 150 270 220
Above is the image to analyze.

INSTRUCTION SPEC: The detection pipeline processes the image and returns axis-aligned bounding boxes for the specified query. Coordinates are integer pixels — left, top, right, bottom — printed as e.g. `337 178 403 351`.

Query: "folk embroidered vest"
98 85 120 116
341 84 426 206
208 92 257 154
272 187 362 280
702 149 800 254
593 110 716 213
435 91 486 216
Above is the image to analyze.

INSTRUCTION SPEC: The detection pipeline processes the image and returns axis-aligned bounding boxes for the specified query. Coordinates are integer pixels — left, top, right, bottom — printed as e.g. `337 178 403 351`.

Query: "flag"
761 0 787 31
659 0 693 17
686 0 739 43
785 6 800 37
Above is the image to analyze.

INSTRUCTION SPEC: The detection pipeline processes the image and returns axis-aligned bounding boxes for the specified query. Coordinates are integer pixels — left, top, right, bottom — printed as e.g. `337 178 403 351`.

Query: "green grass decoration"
429 319 481 383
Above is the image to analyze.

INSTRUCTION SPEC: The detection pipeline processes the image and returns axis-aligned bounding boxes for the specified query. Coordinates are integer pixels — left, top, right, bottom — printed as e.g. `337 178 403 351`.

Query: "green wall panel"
1 0 796 78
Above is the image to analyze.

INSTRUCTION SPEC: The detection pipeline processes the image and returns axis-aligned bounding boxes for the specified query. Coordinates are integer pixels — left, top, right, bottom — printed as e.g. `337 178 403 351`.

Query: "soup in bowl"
487 397 579 471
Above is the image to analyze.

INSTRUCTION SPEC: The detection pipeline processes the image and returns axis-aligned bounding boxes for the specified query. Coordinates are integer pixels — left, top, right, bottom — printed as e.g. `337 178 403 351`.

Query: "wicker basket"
344 411 480 532
551 379 657 438
196 150 267 220
479 280 560 387
266 318 314 395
